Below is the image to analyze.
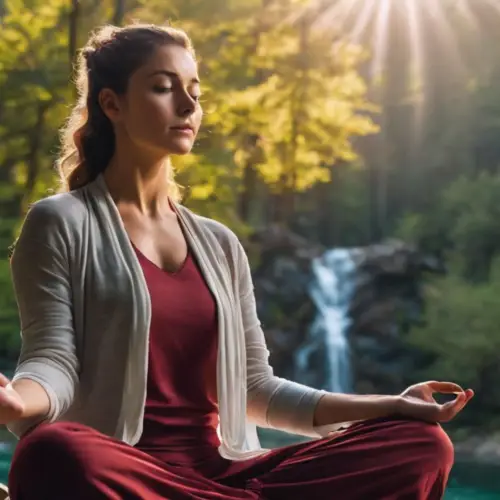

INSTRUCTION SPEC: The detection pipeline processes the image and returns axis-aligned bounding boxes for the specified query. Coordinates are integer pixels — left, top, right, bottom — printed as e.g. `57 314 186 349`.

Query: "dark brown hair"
57 23 194 198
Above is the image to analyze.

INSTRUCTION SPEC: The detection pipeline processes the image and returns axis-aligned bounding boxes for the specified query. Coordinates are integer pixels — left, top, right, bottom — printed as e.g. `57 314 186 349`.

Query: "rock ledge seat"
0 483 8 500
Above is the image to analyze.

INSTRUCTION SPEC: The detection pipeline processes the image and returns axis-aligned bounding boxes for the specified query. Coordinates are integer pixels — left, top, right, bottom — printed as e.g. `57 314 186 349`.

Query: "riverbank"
455 434 500 466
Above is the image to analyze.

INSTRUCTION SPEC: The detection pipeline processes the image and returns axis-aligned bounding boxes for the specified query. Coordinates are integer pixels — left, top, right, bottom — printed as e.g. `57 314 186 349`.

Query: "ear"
98 88 123 123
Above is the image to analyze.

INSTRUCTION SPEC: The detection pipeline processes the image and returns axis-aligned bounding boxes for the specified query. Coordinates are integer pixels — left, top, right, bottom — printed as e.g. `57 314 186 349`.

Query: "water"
444 462 500 499
445 487 499 500
296 248 358 392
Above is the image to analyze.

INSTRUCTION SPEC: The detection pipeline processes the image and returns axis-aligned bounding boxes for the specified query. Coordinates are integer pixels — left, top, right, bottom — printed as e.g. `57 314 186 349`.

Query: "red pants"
8 417 453 499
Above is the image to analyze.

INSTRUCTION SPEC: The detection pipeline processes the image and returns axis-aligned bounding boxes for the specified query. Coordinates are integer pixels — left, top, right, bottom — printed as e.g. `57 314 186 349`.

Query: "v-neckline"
131 241 190 276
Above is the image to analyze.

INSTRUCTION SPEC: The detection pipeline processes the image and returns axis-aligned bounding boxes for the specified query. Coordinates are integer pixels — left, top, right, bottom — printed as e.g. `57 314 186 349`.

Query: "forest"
1 0 500 435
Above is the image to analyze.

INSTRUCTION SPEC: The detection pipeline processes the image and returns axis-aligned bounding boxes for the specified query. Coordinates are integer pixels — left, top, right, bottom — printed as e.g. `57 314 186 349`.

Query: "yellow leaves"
255 159 282 185
191 10 379 202
189 183 215 200
234 149 252 170
152 1 379 213
172 152 200 172
256 30 299 62
294 164 330 191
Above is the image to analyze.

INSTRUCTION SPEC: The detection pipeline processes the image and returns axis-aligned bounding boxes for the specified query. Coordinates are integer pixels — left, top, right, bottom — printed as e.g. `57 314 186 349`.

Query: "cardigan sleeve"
7 199 79 438
236 241 327 437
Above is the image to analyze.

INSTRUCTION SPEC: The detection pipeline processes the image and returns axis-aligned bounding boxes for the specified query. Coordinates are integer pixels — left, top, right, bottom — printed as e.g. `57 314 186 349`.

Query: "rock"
455 435 500 465
348 239 445 393
0 484 8 500
249 228 443 395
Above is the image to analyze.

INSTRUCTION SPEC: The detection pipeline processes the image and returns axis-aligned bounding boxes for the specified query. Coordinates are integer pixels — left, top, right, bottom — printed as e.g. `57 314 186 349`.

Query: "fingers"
400 386 475 423
0 374 10 388
426 381 465 394
465 388 475 400
1 394 24 415
440 391 470 421
0 386 24 421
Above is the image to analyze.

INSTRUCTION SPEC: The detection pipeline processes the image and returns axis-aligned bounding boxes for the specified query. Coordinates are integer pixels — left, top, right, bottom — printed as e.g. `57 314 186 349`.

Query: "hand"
0 373 25 425
397 381 474 423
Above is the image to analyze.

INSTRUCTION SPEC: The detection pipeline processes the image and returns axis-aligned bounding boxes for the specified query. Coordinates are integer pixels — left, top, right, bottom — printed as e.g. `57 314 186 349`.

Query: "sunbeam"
455 0 479 31
484 0 500 15
370 0 391 80
426 0 465 73
350 1 377 42
405 0 425 130
303 0 497 144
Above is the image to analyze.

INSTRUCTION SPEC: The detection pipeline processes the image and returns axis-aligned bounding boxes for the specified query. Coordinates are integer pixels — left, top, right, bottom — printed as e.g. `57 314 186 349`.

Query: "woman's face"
104 44 203 157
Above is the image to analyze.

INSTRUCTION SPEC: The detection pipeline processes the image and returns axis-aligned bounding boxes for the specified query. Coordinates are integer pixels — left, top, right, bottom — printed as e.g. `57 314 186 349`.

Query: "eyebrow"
147 70 200 84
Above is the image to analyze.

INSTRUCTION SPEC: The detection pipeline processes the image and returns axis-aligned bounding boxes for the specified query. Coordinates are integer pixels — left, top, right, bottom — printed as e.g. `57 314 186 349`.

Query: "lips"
171 125 194 132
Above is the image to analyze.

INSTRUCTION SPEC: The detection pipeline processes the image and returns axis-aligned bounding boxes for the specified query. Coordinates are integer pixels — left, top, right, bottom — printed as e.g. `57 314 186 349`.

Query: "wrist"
314 393 401 427
387 394 403 415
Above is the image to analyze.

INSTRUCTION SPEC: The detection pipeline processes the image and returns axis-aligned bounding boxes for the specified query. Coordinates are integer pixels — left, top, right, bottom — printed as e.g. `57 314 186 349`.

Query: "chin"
165 139 195 156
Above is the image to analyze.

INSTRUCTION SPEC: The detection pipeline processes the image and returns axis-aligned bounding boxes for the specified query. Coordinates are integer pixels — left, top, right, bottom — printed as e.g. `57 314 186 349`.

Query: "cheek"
126 94 174 135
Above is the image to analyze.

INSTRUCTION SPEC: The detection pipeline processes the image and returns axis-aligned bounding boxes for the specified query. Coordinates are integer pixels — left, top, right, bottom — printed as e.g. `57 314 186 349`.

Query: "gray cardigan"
8 174 326 460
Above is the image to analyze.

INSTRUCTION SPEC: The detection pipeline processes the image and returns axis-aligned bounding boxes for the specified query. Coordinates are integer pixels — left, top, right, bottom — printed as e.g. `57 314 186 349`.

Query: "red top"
133 245 222 469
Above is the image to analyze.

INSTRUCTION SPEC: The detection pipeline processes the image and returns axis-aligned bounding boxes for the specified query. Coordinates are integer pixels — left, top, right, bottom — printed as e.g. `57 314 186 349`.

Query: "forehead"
136 44 199 81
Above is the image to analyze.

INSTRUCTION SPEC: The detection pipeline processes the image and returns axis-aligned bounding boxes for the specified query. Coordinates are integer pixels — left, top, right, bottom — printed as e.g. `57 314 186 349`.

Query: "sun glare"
306 0 500 137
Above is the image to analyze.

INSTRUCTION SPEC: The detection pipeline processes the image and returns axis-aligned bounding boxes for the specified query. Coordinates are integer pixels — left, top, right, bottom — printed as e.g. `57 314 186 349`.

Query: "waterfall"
296 248 358 393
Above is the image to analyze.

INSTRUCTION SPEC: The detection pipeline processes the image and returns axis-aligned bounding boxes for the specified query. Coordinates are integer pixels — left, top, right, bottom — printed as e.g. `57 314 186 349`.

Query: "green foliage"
407 260 500 428
396 172 500 281
0 259 19 356
408 269 500 386
398 172 500 428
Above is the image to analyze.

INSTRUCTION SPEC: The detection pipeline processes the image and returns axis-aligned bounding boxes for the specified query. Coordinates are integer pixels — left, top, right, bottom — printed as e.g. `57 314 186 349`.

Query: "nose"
176 91 196 118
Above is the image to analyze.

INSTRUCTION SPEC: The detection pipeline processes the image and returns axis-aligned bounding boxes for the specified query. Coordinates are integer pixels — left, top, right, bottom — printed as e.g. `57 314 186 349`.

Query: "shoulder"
15 190 88 251
196 214 239 247
193 212 243 256
26 191 87 225
177 205 245 264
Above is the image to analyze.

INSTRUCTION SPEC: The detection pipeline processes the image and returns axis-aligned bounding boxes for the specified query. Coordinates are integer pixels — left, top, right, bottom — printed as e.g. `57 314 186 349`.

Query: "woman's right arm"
4 200 79 436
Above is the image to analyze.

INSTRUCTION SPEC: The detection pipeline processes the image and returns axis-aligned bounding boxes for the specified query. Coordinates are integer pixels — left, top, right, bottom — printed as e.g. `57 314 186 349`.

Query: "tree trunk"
239 159 258 223
69 0 80 73
25 104 48 199
237 0 272 223
113 0 126 25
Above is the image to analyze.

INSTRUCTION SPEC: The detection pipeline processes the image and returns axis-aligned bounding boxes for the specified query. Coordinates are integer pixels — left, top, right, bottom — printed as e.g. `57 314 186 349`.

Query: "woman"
2 24 472 499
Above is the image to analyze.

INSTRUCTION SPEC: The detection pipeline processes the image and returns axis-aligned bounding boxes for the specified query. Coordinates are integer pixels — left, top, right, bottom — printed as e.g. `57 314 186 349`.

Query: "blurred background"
1 0 500 498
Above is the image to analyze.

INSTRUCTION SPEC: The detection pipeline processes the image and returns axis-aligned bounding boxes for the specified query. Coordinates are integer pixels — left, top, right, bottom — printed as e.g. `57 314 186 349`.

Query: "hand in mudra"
0 373 24 424
398 381 474 423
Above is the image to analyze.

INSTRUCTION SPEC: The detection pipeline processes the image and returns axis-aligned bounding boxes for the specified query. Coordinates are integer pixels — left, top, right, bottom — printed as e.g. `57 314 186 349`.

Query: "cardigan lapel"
173 205 249 455
89 175 152 444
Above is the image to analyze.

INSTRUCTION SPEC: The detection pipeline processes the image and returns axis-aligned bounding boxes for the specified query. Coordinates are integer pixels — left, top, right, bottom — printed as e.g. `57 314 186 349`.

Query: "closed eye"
153 86 173 93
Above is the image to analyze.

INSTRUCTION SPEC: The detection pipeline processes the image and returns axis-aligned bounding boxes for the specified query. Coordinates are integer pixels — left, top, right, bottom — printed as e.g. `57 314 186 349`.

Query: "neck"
103 147 172 216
